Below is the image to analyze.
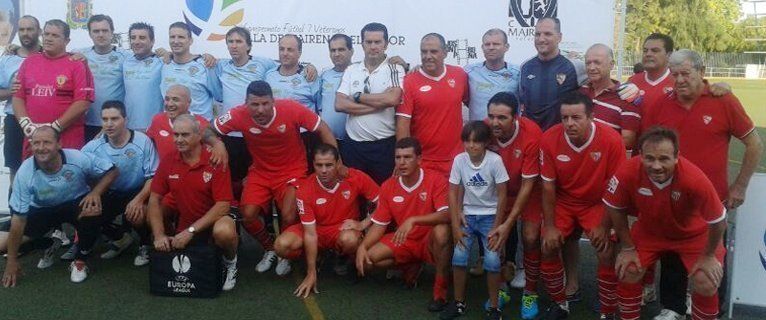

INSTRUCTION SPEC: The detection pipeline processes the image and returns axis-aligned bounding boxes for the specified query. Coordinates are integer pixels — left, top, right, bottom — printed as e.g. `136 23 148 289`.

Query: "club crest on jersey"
159 130 169 137
419 192 427 201
202 171 212 183
188 66 199 76
217 113 232 125
249 127 261 135
277 124 286 133
590 152 602 161
125 149 137 159
514 149 522 159
144 59 153 67
419 85 432 92
316 198 327 205
607 176 618 194
527 74 535 80
556 154 571 162
342 190 351 200
109 55 119 63
291 78 302 88
56 75 68 88
638 187 653 196
663 87 673 94
447 79 456 88
671 190 681 201
556 73 566 85
62 170 75 182
393 196 404 203
703 115 712 125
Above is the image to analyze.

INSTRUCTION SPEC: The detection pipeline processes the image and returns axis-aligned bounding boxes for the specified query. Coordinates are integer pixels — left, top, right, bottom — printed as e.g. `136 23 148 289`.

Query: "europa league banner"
21 0 614 68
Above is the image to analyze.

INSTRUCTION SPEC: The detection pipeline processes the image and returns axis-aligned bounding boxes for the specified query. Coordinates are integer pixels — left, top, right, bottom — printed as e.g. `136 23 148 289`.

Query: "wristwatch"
187 226 196 234
353 92 362 103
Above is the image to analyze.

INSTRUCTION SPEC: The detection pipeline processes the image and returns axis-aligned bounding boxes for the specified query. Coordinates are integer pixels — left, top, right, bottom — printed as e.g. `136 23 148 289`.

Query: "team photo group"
0 10 762 320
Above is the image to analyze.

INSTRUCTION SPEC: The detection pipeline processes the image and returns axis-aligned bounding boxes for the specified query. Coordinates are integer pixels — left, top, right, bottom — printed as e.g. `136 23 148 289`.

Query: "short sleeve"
431 176 449 212
296 188 316 225
620 101 642 132
84 152 115 178
12 59 27 100
370 187 392 226
521 130 541 178
724 95 755 140
213 109 239 135
150 161 170 196
210 166 234 202
354 170 380 202
293 102 321 132
539 138 556 181
605 132 627 178
142 136 160 177
492 155 510 184
73 60 95 102
691 167 726 224
337 67 353 96
206 66 223 102
392 63 405 89
602 162 632 210
448 155 463 185
396 74 415 118
9 166 32 215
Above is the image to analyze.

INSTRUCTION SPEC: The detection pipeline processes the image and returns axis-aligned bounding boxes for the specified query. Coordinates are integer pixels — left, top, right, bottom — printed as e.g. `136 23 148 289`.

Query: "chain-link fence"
614 52 766 78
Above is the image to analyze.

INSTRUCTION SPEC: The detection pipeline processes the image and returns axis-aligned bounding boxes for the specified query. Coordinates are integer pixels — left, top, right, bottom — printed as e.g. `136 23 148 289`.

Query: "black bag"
149 244 223 298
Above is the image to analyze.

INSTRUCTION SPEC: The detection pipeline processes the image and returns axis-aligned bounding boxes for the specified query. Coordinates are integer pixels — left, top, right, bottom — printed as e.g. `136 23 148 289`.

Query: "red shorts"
22 125 85 159
241 172 304 211
632 229 726 271
380 230 434 265
512 193 543 224
421 159 452 179
554 203 604 238
284 223 345 251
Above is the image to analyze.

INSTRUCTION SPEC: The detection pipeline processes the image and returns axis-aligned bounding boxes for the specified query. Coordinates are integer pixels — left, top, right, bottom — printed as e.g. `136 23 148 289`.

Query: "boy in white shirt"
442 121 509 320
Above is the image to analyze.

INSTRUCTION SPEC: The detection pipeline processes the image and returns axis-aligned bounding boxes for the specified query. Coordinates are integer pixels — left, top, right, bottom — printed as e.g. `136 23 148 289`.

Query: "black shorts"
340 136 396 185
3 115 24 172
101 189 141 221
14 198 83 239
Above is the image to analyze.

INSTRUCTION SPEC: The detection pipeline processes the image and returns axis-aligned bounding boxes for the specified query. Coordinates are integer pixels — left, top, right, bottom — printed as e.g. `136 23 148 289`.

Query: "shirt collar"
34 150 67 171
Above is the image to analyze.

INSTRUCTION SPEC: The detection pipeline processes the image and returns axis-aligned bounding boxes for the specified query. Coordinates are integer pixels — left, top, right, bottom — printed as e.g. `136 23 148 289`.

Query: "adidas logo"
465 173 489 187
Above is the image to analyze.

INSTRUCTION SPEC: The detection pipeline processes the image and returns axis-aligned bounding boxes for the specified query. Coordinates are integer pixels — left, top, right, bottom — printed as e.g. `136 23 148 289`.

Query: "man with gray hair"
643 48 764 318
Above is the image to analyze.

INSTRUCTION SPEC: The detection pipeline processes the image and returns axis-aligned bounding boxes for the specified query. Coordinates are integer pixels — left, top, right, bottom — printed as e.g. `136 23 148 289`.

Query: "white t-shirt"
449 151 510 216
337 58 405 141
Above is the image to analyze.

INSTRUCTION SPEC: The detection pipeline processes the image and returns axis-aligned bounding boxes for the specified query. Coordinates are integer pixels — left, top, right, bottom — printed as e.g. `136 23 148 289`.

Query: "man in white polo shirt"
335 22 405 184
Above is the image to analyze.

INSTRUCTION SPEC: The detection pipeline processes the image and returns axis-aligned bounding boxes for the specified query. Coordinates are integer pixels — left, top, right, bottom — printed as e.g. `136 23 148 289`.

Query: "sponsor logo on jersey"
169 174 180 179
183 0 246 41
316 198 327 205
671 190 681 201
556 73 566 85
159 130 169 137
556 154 571 162
703 115 712 125
393 196 404 203
419 85 432 92
202 171 212 183
590 152 601 161
607 176 618 194
638 187 653 196
419 192 428 201
188 66 199 77
466 173 489 187
249 127 261 134
342 190 351 200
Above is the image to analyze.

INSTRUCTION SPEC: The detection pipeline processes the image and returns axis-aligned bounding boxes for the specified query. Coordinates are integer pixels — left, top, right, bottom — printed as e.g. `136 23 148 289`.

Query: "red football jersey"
151 148 234 233
603 156 725 249
296 168 380 226
629 70 675 132
213 99 320 179
579 81 641 133
146 113 210 161
540 122 626 208
371 169 449 240
645 83 755 199
489 117 542 197
397 65 468 163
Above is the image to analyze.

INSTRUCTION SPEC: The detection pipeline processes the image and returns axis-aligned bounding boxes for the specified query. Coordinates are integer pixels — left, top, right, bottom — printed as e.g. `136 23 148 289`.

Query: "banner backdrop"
21 0 615 69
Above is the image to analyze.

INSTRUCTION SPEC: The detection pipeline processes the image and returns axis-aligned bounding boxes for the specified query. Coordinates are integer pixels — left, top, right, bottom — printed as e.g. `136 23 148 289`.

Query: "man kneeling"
355 137 452 312
604 127 726 320
275 143 379 297
147 114 239 291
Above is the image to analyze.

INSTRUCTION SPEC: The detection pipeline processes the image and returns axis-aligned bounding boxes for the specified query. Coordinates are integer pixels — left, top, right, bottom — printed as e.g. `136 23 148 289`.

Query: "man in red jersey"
12 19 93 152
483 92 544 319
355 137 452 312
147 114 239 291
147 84 209 159
275 143 379 298
213 80 340 276
604 127 727 320
538 91 626 319
579 44 640 152
396 33 468 177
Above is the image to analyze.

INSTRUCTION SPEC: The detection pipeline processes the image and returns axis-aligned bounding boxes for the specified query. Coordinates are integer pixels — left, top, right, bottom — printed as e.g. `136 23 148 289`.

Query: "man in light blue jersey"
78 14 129 141
82 101 158 266
264 34 321 113
319 33 353 141
465 29 520 121
1 15 40 182
160 22 222 121
336 23 404 184
1 126 118 286
122 22 163 131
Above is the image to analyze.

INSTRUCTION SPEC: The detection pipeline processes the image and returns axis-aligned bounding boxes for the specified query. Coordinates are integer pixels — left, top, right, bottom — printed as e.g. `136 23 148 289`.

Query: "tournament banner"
21 0 615 69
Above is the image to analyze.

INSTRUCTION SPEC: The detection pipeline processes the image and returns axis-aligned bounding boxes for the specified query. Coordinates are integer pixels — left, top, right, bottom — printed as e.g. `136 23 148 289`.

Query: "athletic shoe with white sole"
133 245 150 267
642 284 657 305
256 251 277 273
60 244 79 261
37 238 63 269
275 257 291 276
100 233 134 259
653 309 685 320
69 260 88 283
51 229 71 246
510 268 526 289
222 256 238 291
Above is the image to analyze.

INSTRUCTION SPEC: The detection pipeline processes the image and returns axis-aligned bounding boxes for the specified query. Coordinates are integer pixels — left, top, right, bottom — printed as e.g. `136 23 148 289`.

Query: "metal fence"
614 52 766 78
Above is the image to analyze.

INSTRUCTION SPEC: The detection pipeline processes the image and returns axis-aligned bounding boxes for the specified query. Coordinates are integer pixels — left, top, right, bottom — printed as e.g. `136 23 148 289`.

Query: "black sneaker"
566 289 581 303
428 299 448 312
439 301 466 319
484 308 503 320
541 304 569 320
